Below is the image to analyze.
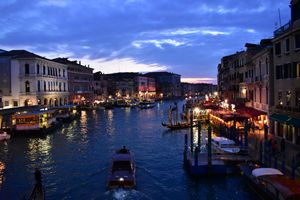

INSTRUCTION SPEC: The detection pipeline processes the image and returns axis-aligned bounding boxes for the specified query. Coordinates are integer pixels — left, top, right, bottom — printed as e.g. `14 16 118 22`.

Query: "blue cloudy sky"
0 0 291 83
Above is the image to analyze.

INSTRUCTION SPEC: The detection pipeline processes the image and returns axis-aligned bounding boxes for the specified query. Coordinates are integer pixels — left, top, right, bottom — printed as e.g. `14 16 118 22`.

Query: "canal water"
0 100 259 200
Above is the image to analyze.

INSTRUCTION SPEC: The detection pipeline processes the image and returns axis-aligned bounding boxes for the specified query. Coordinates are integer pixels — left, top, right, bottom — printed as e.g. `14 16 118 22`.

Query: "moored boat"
12 109 60 134
107 146 136 189
161 121 197 130
138 100 155 109
55 105 79 122
212 137 240 154
0 130 10 141
240 163 300 200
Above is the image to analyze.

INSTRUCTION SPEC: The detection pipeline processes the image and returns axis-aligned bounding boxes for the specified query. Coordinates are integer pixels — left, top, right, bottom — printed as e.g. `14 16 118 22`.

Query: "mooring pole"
208 126 212 171
197 121 201 151
184 134 188 164
190 109 193 153
195 147 198 167
264 124 269 165
244 120 248 148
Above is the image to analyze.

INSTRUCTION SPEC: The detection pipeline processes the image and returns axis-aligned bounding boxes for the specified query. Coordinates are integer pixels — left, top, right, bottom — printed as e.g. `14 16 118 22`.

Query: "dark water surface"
0 101 258 200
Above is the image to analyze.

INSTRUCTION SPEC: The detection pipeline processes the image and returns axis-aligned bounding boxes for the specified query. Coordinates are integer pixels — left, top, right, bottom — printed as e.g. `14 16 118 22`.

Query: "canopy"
238 107 266 118
269 113 289 123
252 168 283 177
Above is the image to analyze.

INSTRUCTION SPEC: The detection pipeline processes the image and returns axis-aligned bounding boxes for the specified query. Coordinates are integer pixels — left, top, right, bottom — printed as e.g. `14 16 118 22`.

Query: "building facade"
269 0 300 145
53 58 94 105
0 50 69 108
93 71 108 101
135 76 156 99
145 72 181 98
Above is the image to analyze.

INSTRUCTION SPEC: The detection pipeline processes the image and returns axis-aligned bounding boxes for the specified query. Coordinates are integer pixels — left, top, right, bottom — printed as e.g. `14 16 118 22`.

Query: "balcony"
274 21 291 37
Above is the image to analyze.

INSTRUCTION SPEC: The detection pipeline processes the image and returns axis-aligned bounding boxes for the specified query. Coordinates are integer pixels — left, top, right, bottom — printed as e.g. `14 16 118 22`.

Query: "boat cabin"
12 109 57 131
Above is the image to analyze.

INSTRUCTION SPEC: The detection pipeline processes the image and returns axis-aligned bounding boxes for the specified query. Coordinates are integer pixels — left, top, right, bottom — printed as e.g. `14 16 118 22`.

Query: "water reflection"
106 110 115 135
0 162 5 188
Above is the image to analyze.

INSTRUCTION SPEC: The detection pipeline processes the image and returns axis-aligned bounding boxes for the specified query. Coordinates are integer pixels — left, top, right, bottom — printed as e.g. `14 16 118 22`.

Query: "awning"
269 113 290 123
287 118 300 127
238 107 266 118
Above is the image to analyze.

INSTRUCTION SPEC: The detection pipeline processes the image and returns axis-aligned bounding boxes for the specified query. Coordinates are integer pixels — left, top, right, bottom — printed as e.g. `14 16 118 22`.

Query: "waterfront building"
181 82 217 97
145 72 181 98
93 71 108 101
105 73 139 98
0 50 69 108
135 76 156 99
269 0 300 145
53 58 94 105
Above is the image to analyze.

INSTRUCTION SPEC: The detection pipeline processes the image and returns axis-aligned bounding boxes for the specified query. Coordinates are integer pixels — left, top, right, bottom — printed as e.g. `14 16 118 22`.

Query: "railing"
274 21 291 37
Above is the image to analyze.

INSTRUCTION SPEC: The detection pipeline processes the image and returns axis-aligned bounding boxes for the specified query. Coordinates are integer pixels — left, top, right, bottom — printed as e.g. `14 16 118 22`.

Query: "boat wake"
103 189 151 200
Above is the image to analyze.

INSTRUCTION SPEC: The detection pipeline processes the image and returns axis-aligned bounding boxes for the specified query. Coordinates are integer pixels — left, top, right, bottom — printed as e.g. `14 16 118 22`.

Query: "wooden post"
259 141 263 164
190 109 193 153
244 120 248 148
197 121 201 151
184 134 188 164
281 156 286 174
264 124 269 165
292 156 296 180
208 126 212 170
233 112 237 143
274 156 278 169
195 147 198 167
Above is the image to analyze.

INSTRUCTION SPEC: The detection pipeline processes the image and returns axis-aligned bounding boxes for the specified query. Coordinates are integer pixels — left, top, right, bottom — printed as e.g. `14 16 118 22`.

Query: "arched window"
44 81 46 91
25 64 30 74
25 81 30 93
37 64 40 74
37 80 40 92
43 65 46 75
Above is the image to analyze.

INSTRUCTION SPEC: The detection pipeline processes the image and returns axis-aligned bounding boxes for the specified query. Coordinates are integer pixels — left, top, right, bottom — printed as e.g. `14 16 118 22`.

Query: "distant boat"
161 121 196 130
107 146 136 189
138 100 155 109
240 163 300 200
211 137 240 154
0 130 10 141
115 99 130 107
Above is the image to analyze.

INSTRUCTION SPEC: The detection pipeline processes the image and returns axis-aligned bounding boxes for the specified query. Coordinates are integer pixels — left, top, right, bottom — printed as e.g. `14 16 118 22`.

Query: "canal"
0 100 259 200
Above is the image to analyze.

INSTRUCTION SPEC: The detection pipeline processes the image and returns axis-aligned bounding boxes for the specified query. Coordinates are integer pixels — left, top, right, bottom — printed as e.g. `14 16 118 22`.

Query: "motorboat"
0 130 10 141
138 100 155 109
211 137 240 154
107 147 136 189
240 163 300 200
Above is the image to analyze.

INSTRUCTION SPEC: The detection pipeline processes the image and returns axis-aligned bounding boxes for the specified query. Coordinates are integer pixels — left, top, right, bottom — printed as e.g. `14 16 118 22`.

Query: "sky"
0 0 291 84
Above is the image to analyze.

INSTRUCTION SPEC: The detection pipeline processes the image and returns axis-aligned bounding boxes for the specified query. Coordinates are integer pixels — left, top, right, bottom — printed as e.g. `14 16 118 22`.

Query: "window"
286 38 290 52
25 81 30 93
293 62 300 78
43 65 46 75
48 67 50 75
48 82 50 91
44 81 46 91
25 64 30 74
37 64 40 74
4 101 9 107
59 82 61 91
37 80 40 92
295 33 300 49
13 101 18 107
286 91 291 106
63 82 66 91
63 69 65 77
275 42 281 55
276 65 283 79
296 91 300 108
59 69 61 77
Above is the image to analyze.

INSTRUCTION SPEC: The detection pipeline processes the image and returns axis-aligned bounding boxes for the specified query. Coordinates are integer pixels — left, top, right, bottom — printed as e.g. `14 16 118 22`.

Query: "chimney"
79 61 81 65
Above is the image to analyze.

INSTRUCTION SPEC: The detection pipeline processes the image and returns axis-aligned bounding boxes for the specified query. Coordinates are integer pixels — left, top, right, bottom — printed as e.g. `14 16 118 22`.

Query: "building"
135 76 156 99
0 50 69 108
145 72 181 98
93 71 108 101
53 58 94 105
181 82 217 97
105 73 139 98
269 0 300 146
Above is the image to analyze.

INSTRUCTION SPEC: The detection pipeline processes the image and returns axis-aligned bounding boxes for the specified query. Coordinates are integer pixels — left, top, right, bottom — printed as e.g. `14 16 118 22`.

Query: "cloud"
132 39 186 49
38 0 71 7
72 56 168 74
181 78 217 84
